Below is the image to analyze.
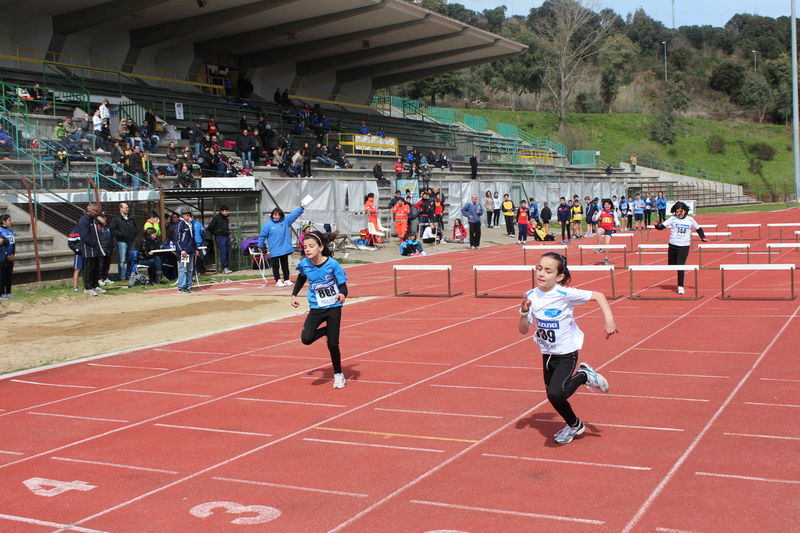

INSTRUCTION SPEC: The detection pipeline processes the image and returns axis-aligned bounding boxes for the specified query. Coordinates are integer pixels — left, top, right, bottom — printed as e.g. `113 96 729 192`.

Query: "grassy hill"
464 109 795 196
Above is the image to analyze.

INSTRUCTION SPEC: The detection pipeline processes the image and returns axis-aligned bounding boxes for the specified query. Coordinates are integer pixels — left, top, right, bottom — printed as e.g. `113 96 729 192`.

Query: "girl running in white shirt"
519 252 618 444
291 230 349 389
652 201 707 294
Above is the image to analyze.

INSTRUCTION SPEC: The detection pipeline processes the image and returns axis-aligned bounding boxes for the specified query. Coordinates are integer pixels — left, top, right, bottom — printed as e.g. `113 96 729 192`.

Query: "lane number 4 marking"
23 477 97 497
190 501 281 525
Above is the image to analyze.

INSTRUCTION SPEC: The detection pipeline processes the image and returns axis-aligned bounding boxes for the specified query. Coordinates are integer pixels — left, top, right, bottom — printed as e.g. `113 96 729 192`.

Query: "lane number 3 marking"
190 501 281 525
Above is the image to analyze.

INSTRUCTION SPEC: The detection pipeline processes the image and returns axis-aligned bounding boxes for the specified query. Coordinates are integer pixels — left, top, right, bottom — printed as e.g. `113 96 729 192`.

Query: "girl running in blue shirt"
291 230 349 389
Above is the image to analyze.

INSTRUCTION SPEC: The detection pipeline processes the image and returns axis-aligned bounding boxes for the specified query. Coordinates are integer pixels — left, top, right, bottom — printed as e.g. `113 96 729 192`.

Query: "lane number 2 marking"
23 477 96 497
190 501 281 525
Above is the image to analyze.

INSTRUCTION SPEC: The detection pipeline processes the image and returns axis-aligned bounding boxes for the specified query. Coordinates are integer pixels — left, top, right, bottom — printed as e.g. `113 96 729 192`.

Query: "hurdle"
522 245 568 265
697 243 750 269
473 264 621 299
393 264 462 297
628 264 701 300
766 242 800 263
637 244 668 264
727 223 762 241
692 232 731 247
579 244 627 268
767 223 800 241
720 264 795 301
610 232 635 245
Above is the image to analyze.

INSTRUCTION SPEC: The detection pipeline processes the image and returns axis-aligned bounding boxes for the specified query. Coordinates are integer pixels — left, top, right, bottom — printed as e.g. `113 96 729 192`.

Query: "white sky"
456 1 791 29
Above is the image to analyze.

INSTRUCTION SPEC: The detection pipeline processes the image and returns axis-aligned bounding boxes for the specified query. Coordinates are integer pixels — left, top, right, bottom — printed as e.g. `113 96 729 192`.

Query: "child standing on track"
593 199 620 266
291 230 349 389
652 201 707 294
570 199 583 239
516 199 530 245
557 197 571 244
519 252 618 444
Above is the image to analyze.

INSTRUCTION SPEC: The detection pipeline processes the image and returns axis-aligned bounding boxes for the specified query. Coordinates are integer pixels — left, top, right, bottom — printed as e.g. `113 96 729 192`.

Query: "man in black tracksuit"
207 206 232 274
110 202 137 280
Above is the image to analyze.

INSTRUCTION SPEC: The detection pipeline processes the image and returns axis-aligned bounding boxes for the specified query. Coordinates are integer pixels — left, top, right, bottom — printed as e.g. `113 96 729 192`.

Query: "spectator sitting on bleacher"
236 129 256 170
358 121 370 135
281 89 294 108
310 143 332 167
189 121 204 158
207 117 218 137
239 114 249 131
75 113 95 145
320 114 331 130
407 162 418 179
438 152 454 171
274 88 282 105
144 108 156 128
428 150 438 165
405 149 414 164
373 161 390 186
115 119 129 146
331 144 351 168
293 148 311 178
293 120 305 135
140 120 159 153
54 119 67 141
376 125 385 138
176 164 195 188
0 124 12 159
217 154 234 177
200 146 219 177
283 131 295 154
125 119 143 150
180 145 194 166
209 135 220 153
63 117 79 141
165 141 179 168
271 147 284 168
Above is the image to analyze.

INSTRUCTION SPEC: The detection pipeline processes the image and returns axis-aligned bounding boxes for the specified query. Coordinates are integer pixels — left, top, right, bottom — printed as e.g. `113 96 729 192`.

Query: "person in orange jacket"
391 197 410 240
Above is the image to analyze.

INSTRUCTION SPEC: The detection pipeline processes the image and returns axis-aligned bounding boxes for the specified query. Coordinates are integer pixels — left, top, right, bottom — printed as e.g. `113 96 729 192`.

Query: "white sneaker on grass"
98 279 106 286
554 420 585 444
579 362 609 393
677 286 685 295
94 287 107 294
84 289 98 296
333 373 346 389
104 279 114 285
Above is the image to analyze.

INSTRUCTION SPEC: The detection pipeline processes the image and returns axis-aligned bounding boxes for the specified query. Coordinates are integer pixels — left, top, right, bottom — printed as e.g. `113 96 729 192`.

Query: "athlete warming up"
519 252 618 444
291 230 349 389
652 201 707 295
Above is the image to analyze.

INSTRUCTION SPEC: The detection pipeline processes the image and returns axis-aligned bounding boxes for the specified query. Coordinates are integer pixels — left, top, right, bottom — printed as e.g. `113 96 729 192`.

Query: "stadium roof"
2 0 527 93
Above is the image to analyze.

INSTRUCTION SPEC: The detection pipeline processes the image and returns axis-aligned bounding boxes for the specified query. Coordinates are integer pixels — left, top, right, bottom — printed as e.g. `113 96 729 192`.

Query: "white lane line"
656 528 704 533
30 412 129 423
51 457 179 474
534 418 683 432
249 354 328 360
358 359 451 366
299 376 403 385
213 476 368 497
303 438 445 453
610 370 730 379
724 432 800 441
475 364 534 370
430 384 539 393
236 398 345 408
374 408 502 419
409 500 604 525
745 401 800 408
760 377 800 383
188 370 278 377
621 296 800 533
88 363 169 371
594 392 708 402
0 450 24 455
482 452 651 471
0 513 112 533
154 424 272 437
116 389 212 398
10 379 95 389
153 348 230 355
695 471 800 485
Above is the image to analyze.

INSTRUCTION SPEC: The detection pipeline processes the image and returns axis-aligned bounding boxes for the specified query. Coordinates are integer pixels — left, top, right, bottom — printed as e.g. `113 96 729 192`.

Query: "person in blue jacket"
556 197 572 244
258 203 305 287
358 121 370 135
655 191 668 223
0 214 15 299
174 208 198 293
192 217 207 275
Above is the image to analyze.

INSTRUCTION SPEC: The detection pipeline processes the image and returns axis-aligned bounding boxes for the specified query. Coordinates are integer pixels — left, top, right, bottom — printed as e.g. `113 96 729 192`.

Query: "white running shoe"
283 279 293 286
333 373 346 389
677 286 685 294
420 251 427 255
276 280 285 287
94 286 107 294
579 362 609 393
594 248 602 254
104 279 114 285
98 279 106 286
84 289 98 296
554 420 585 444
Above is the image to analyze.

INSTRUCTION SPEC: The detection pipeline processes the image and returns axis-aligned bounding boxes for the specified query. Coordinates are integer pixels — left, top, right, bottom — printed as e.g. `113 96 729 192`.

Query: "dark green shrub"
748 157 763 173
708 134 726 154
748 141 776 161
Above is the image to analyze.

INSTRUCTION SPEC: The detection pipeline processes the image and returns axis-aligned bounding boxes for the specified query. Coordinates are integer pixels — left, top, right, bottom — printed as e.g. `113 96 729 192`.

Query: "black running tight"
668 244 691 286
542 351 587 426
301 306 342 373
271 253 290 281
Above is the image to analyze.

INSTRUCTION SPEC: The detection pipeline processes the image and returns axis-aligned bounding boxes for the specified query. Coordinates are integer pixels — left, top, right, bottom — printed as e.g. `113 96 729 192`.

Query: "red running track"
0 210 799 532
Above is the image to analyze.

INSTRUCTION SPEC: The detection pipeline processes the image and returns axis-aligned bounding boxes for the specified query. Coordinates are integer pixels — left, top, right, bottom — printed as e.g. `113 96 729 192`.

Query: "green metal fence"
620 153 745 185
571 150 596 168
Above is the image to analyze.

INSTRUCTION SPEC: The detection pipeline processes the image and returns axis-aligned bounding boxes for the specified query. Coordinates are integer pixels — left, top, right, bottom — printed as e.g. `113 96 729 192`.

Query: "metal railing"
0 81 89 121
620 153 745 185
328 133 398 156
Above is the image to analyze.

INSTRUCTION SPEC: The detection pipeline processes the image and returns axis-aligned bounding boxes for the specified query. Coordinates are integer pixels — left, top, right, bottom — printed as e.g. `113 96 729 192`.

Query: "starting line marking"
153 423 273 437
188 370 279 377
723 432 800 441
410 500 604 525
303 437 446 453
695 471 800 485
315 427 478 443
482 453 652 471
299 376 404 385
609 370 730 379
475 364 531 370
632 347 761 355
88 363 169 371
10 379 96 389
236 398 346 408
430 384 538 393
374 408 502 419
51 457 179 474
656 528 705 533
760 377 800 383
213 476 369 497
744 401 800 408
0 450 24 455
534 418 683 432
116 389 213 398
29 412 129 423
357 359 451 366
592 392 708 402
153 348 231 356
0 513 112 533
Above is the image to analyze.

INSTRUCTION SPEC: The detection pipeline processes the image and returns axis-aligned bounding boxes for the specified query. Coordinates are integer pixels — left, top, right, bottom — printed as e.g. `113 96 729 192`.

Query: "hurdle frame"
628 264 702 300
473 264 621 299
766 242 800 263
767 223 800 242
720 264 795 301
394 264 462 297
697 243 750 269
579 244 627 268
637 244 668 265
522 245 568 265
727 223 762 241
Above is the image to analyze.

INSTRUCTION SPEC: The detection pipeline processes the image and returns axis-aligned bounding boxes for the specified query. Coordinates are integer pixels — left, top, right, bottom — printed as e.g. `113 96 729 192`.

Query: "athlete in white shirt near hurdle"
519 252 618 445
652 201 707 294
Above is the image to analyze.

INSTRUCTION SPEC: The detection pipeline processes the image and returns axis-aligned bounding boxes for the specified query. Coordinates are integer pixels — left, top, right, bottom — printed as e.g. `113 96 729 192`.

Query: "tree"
666 82 691 112
528 0 618 129
599 67 619 112
669 47 692 71
625 8 670 53
479 26 543 111
483 6 507 33
709 61 746 96
650 103 678 145
402 73 464 107
737 74 772 123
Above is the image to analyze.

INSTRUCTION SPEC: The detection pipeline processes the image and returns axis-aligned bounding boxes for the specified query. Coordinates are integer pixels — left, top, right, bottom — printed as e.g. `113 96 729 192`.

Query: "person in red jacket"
391 197 410 240
593 199 620 266
452 218 466 243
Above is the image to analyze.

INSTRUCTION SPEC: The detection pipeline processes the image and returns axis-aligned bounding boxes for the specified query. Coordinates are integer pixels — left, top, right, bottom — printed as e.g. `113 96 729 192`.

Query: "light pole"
752 50 757 71
792 0 800 201
662 42 667 82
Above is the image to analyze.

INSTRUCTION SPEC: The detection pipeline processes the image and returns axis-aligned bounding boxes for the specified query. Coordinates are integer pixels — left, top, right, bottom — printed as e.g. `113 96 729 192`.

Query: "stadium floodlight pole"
793 0 800 202
662 42 667 82
752 50 757 71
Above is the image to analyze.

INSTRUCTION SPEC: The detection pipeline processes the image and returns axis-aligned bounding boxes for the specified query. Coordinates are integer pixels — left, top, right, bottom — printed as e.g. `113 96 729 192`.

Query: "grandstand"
0 0 754 282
